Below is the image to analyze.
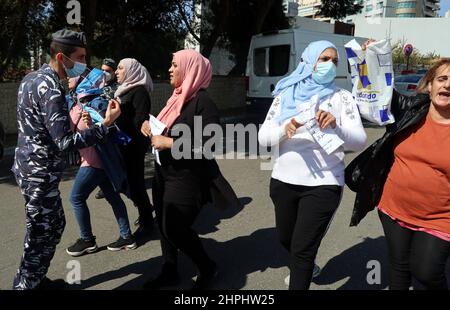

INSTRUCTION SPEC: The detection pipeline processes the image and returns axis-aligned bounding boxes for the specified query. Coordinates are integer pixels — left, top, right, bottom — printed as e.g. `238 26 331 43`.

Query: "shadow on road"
194 197 251 235
313 236 389 290
72 226 287 290
71 196 287 290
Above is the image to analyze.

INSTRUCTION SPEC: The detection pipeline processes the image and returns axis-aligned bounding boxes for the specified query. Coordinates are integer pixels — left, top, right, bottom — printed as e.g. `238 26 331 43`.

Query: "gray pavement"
0 125 448 290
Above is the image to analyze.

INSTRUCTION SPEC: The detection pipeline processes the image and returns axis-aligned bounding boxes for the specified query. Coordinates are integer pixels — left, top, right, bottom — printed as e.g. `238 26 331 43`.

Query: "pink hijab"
157 49 212 128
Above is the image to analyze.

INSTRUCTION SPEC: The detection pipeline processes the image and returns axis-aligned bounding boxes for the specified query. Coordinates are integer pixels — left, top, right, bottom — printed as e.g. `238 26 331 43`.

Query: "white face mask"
103 71 113 83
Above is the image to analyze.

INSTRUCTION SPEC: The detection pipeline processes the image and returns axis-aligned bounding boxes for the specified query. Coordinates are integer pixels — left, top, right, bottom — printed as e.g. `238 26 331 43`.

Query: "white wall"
352 16 450 56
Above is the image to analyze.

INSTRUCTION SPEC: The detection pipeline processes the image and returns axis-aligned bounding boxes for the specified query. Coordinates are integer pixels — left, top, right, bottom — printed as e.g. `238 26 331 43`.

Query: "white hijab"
114 58 153 98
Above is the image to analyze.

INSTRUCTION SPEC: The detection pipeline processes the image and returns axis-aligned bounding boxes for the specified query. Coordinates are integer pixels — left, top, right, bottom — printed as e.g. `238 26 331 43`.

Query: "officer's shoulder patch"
37 81 50 97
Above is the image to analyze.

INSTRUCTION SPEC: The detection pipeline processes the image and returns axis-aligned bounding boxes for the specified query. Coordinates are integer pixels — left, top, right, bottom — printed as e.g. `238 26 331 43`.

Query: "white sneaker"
284 274 290 286
284 264 321 286
313 264 321 278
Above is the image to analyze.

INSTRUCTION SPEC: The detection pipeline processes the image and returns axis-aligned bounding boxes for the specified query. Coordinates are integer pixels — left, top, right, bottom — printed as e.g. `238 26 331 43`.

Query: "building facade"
296 0 329 20
296 0 441 20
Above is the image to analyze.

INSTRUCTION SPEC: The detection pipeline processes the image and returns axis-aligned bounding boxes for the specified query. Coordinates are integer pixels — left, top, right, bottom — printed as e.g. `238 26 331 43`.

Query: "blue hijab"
273 40 338 123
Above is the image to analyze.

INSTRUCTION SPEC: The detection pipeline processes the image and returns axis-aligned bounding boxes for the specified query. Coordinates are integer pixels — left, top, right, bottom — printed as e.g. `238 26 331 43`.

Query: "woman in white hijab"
114 58 155 239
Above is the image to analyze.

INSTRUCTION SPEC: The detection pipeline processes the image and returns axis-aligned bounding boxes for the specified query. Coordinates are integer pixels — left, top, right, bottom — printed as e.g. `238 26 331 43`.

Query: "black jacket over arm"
116 85 151 151
345 90 430 226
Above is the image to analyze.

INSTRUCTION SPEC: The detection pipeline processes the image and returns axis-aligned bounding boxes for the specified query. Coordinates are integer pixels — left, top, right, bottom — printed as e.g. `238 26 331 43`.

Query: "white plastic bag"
345 39 395 126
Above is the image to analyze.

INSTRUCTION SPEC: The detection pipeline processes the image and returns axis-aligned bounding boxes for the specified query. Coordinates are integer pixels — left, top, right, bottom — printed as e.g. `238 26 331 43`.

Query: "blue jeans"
70 166 132 240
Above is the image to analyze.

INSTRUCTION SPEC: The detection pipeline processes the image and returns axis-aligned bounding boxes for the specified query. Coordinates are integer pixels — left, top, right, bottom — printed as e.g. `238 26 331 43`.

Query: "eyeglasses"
318 56 338 65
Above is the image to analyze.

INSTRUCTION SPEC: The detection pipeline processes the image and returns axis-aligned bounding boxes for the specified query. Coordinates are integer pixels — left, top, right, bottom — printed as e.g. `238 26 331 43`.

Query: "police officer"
12 29 122 290
95 58 120 200
101 58 119 100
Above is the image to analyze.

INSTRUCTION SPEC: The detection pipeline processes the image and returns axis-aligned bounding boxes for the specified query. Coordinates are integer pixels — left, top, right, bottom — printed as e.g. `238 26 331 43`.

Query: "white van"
245 28 367 109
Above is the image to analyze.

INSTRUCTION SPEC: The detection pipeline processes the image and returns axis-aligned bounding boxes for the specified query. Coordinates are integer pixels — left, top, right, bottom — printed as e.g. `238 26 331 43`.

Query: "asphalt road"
0 124 448 290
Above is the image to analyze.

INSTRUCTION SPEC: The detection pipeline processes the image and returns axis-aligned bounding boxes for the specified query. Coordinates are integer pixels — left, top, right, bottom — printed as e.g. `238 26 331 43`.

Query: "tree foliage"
318 0 363 20
391 41 441 71
0 0 51 81
178 0 288 75
0 0 288 81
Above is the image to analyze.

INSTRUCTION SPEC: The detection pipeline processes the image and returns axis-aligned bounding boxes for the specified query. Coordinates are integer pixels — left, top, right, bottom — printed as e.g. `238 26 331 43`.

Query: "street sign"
403 44 413 57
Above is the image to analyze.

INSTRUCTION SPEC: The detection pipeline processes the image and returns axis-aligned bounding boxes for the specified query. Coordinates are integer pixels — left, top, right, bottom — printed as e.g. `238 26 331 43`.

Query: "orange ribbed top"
379 113 450 234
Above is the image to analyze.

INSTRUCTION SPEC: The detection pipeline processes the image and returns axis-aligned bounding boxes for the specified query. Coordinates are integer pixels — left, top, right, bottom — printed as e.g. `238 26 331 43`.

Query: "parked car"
394 74 425 96
416 68 428 74
0 121 5 160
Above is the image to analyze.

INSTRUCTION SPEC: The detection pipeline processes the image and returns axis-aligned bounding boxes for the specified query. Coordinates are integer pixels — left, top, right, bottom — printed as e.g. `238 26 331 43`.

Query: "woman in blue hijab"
258 40 367 290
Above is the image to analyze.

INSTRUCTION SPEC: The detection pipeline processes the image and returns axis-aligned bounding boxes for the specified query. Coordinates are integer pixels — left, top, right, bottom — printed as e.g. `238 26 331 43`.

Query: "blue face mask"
62 54 87 78
312 61 337 84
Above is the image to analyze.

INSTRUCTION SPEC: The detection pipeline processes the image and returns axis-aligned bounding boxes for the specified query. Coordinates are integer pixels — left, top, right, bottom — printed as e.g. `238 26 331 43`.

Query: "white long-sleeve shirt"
258 88 367 186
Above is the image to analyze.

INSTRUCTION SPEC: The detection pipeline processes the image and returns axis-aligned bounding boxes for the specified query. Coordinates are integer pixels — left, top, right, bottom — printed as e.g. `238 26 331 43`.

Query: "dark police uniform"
101 58 118 100
11 30 109 290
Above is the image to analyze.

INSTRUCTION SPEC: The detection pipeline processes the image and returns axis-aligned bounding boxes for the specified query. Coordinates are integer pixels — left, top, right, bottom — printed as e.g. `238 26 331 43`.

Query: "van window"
269 45 290 76
254 45 290 77
254 48 267 76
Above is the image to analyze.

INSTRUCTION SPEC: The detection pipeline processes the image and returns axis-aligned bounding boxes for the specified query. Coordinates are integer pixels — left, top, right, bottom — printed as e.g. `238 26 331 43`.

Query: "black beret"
103 58 117 70
51 29 87 47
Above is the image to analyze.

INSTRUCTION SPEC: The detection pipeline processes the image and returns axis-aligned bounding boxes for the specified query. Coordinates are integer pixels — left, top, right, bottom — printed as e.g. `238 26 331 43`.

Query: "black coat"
154 89 241 210
116 85 151 152
345 90 430 226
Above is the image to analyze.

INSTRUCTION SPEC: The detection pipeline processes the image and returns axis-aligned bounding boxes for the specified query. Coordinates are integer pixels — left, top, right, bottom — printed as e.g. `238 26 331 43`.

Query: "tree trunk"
83 0 98 65
201 0 231 58
228 0 276 76
254 0 276 33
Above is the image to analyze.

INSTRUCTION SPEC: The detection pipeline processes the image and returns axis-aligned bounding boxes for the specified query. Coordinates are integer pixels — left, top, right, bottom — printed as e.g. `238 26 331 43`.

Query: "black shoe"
134 216 154 227
35 277 67 290
107 236 137 251
133 218 154 239
143 264 181 289
192 262 218 290
66 238 98 257
95 189 105 199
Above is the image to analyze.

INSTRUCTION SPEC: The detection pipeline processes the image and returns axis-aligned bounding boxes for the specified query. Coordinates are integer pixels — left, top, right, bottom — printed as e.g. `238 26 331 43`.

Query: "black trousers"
120 144 153 223
154 201 214 274
152 164 213 274
379 211 450 290
270 178 342 290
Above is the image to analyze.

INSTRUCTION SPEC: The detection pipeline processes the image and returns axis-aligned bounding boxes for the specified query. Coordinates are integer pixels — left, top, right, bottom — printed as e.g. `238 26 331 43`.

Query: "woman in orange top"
346 58 450 290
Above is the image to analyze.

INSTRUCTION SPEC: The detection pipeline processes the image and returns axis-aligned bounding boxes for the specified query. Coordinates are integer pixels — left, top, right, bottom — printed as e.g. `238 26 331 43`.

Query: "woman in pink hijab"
141 49 240 290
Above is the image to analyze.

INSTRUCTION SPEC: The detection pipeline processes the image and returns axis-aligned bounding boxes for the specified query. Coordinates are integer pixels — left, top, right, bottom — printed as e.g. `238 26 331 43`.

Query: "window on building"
254 45 291 77
376 2 384 9
366 4 373 12
396 13 416 17
397 1 416 9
